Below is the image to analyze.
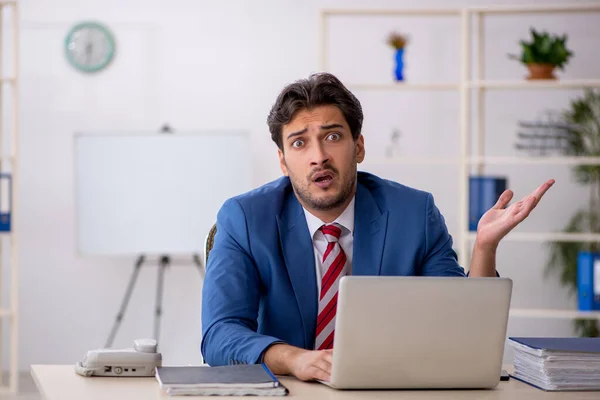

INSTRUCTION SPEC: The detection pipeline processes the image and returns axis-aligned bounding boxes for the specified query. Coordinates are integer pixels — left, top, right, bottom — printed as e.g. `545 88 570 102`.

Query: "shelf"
468 232 600 243
347 80 600 91
348 83 459 91
0 1 17 6
469 156 600 166
468 3 600 15
509 308 600 319
468 79 600 90
364 156 600 166
0 77 15 84
322 8 460 17
0 308 13 317
363 157 458 166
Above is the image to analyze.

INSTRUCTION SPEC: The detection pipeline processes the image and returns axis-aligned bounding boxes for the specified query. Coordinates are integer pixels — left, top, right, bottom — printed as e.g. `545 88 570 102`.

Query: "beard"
287 159 357 212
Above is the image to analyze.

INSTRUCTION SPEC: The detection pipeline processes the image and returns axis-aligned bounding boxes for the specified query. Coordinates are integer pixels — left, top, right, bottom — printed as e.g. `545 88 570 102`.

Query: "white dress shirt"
302 196 355 297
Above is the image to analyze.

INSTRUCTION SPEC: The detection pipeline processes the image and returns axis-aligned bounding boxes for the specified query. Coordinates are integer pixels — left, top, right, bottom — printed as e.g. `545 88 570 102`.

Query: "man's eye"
292 139 304 148
327 133 341 141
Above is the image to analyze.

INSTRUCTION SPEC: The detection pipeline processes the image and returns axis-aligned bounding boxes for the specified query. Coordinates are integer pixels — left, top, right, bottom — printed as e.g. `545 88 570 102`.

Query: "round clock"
65 21 116 73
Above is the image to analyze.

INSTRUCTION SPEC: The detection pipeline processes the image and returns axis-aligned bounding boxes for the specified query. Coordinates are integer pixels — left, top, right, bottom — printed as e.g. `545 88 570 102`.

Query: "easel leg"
154 256 169 346
193 253 204 278
105 255 145 348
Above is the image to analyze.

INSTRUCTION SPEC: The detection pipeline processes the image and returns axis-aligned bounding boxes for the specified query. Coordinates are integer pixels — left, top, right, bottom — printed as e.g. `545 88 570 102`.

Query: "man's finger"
320 350 333 365
493 190 514 210
515 197 536 220
532 179 555 206
309 366 331 382
314 358 332 375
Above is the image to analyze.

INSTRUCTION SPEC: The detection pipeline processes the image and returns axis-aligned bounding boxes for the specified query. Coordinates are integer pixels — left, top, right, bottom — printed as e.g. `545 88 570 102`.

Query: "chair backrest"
203 223 217 269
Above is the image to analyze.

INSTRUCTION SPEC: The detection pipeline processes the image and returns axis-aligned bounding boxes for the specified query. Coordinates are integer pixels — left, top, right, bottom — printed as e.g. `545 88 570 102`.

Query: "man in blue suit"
201 73 554 381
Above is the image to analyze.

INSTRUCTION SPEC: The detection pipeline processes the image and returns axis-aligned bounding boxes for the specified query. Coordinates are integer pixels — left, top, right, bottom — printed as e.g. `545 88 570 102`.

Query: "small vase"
526 63 556 80
394 48 404 81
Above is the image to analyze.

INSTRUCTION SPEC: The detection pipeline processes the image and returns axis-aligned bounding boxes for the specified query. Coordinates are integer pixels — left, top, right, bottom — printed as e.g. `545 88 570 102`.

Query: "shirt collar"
302 195 355 239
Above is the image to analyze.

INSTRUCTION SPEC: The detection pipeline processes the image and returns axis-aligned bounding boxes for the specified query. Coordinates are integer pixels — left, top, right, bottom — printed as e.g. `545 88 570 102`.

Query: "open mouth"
312 171 335 188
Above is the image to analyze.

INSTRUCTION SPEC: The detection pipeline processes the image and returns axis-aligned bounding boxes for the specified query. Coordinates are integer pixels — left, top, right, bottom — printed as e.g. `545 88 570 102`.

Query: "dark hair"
267 72 363 151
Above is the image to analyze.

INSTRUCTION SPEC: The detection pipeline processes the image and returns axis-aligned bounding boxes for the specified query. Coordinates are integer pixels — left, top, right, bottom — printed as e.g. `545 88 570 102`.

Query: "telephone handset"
75 338 162 377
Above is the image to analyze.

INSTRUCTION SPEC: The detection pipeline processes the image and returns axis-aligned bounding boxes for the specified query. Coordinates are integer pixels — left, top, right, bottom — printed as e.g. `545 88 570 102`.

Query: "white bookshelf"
320 3 600 324
0 0 18 394
468 79 600 89
510 309 600 319
348 83 460 91
468 232 600 243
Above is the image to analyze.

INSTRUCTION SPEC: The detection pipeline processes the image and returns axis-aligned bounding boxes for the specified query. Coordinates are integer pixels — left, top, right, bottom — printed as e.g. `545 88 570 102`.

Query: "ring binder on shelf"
0 173 11 232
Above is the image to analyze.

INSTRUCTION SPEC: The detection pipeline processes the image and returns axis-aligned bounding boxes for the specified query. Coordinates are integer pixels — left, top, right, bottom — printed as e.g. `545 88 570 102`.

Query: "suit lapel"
353 183 389 276
277 191 317 350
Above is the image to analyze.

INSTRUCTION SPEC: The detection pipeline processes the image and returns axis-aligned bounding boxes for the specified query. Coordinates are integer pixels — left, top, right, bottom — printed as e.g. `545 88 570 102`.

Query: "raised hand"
475 179 555 249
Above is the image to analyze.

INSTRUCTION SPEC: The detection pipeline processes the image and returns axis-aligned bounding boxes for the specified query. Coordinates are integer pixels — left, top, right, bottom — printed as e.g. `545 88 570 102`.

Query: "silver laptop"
322 276 512 390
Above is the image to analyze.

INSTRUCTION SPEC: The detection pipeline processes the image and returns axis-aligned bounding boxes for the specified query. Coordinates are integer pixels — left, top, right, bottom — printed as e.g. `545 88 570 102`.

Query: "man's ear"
356 135 365 163
278 149 289 176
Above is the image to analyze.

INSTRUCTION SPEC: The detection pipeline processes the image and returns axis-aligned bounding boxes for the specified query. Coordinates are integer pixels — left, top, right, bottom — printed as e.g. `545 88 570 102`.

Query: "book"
508 337 600 391
155 364 288 396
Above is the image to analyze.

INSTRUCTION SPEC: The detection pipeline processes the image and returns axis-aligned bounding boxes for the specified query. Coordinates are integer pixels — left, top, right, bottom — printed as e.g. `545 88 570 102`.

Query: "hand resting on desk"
263 343 332 382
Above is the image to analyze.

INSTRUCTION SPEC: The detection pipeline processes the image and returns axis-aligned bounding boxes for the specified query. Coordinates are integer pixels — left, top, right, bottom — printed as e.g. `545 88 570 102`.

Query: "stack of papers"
155 364 288 396
509 337 600 391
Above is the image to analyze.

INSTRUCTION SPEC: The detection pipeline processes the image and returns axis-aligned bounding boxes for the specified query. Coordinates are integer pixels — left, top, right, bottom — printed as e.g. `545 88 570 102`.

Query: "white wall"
14 0 600 370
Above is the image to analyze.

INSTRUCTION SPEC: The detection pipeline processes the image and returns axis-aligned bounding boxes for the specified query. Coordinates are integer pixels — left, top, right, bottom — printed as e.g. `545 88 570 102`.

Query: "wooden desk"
31 365 598 399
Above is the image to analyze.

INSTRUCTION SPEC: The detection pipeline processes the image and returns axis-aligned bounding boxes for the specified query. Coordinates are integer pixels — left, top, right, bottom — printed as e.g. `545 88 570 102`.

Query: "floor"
0 373 41 400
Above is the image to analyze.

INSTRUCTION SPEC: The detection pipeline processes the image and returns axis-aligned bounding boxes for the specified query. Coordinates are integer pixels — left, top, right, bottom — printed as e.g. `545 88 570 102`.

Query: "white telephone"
75 338 162 377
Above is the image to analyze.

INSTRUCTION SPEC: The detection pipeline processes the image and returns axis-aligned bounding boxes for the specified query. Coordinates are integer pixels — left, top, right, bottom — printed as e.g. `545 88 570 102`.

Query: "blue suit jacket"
201 172 465 366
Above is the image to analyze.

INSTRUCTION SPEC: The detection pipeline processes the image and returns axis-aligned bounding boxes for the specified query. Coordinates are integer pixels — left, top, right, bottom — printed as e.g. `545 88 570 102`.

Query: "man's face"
278 105 365 214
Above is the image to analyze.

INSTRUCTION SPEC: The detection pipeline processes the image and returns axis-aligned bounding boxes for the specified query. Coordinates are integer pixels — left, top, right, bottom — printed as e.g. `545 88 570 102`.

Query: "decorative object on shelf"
577 252 600 311
385 128 402 158
65 21 116 73
545 88 600 337
0 174 11 232
508 28 573 80
468 176 507 231
387 32 409 81
514 109 574 156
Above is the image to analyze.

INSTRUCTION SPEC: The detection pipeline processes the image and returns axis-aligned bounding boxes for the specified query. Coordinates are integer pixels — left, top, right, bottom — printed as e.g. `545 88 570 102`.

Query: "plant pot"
526 63 556 80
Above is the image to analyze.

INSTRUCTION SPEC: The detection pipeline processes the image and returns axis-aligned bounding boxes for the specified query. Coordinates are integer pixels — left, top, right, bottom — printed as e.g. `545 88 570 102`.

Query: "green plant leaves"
545 89 600 337
511 28 574 69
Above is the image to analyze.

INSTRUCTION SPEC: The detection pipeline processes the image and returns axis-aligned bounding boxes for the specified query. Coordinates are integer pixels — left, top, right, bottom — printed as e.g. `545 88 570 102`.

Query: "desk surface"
31 365 599 400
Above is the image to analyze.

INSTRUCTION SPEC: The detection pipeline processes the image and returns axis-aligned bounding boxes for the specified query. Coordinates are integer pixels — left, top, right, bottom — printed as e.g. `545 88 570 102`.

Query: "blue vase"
394 48 404 81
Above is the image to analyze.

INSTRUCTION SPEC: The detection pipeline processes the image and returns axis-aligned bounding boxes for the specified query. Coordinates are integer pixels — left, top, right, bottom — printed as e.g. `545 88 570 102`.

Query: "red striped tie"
315 223 348 350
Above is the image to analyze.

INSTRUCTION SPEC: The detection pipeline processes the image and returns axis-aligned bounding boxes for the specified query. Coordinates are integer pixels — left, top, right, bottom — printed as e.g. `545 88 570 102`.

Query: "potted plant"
387 32 409 81
545 88 600 337
509 28 574 80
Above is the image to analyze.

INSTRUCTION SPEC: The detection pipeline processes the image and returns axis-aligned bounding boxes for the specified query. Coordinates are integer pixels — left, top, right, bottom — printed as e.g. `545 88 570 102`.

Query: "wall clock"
65 21 116 73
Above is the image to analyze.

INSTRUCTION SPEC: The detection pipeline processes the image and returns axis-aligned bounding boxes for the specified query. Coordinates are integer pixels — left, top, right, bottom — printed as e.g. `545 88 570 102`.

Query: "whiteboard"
74 132 252 256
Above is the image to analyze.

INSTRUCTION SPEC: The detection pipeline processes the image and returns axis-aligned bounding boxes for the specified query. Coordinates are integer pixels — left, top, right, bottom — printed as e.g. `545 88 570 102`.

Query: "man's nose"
310 143 330 166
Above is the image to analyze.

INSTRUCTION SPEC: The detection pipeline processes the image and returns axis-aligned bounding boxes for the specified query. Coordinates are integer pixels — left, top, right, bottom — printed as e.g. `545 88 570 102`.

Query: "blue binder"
509 337 600 353
0 174 10 232
469 176 506 231
577 251 600 311
509 337 600 391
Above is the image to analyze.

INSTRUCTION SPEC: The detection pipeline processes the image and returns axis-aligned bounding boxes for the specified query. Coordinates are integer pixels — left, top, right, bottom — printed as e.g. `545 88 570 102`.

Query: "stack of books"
509 337 600 391
155 364 288 396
